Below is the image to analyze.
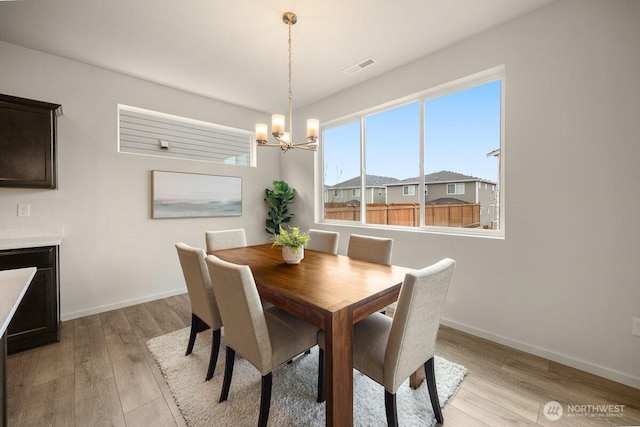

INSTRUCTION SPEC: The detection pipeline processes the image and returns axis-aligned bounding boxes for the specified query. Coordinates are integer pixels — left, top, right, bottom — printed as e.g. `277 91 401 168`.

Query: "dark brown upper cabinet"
0 94 62 189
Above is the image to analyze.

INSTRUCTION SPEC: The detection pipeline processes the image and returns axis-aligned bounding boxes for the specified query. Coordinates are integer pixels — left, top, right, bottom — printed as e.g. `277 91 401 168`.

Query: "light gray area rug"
147 327 466 426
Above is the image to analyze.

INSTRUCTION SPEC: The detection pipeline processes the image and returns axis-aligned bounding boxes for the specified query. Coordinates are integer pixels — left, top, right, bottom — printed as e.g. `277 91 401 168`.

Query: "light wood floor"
7 294 640 426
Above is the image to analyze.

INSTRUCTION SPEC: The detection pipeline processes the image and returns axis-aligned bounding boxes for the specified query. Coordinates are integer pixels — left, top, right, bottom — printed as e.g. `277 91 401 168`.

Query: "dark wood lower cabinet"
0 246 60 354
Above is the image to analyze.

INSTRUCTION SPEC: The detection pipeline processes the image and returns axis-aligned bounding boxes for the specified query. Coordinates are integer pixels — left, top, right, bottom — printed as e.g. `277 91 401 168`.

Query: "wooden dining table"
210 243 414 427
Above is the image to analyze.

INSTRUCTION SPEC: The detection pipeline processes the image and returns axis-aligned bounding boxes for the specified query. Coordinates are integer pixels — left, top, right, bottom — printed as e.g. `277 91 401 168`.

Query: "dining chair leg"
425 357 443 423
384 390 398 427
258 373 273 427
185 314 200 355
206 328 222 381
219 347 235 403
185 314 210 355
317 348 325 402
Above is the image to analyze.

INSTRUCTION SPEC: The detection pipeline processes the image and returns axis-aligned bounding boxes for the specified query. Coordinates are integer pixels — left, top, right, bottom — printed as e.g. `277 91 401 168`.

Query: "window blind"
118 105 253 166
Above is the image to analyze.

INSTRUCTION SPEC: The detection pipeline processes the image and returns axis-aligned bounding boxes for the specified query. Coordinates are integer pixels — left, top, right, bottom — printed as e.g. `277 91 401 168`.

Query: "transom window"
118 104 254 166
321 66 504 235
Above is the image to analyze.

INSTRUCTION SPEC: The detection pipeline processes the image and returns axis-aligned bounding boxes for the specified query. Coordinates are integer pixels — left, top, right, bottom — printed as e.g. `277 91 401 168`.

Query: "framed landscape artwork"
152 170 242 218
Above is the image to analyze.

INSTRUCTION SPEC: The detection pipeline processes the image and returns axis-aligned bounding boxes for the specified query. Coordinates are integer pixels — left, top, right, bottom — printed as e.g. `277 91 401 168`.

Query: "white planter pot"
282 246 304 264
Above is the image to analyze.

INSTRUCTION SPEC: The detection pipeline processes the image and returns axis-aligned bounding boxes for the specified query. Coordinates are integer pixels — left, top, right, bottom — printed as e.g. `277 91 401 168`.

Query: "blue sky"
322 80 501 186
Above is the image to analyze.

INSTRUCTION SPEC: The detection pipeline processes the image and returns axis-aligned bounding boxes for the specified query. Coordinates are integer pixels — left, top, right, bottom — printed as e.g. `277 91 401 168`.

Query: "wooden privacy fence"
324 203 481 228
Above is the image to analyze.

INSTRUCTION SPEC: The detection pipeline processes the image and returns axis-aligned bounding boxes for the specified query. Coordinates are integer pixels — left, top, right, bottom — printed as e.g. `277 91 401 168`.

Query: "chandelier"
255 12 319 152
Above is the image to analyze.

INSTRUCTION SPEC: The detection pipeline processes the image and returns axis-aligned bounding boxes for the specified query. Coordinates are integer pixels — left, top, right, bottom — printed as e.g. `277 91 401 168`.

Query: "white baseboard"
441 317 640 390
60 287 187 321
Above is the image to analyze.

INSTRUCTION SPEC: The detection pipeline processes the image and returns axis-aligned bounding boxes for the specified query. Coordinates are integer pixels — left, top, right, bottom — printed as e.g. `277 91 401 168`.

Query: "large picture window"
321 67 503 235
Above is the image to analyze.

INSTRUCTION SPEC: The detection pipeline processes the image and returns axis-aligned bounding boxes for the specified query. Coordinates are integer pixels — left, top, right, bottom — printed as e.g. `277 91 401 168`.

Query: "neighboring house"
324 175 400 204
386 170 497 227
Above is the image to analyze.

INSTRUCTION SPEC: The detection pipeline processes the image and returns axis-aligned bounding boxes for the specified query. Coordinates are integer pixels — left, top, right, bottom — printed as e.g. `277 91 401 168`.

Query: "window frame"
403 185 416 196
317 66 505 239
446 183 465 195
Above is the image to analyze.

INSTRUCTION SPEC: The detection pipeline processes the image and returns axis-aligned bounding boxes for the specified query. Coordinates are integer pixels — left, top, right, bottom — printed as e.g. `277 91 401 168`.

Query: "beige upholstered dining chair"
318 258 456 426
306 229 339 254
347 233 395 315
347 234 393 265
205 228 247 252
205 228 275 309
206 255 319 427
175 242 223 381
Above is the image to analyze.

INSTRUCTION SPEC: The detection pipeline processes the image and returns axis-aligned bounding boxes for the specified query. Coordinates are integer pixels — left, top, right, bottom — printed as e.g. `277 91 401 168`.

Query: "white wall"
0 40 279 319
289 0 640 388
1 0 638 389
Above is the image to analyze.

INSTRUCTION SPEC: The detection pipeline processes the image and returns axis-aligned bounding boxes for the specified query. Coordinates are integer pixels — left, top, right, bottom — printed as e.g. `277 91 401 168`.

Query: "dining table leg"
410 365 426 388
325 307 353 426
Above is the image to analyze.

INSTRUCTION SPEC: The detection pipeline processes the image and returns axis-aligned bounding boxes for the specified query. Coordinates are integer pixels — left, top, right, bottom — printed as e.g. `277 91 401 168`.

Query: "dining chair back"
306 229 339 254
175 242 223 381
318 258 455 426
384 258 455 389
206 255 318 427
347 233 395 315
347 234 393 265
205 228 276 309
205 228 247 252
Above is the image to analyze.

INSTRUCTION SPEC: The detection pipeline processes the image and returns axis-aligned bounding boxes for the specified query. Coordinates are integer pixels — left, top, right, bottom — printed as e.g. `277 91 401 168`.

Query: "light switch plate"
17 204 30 217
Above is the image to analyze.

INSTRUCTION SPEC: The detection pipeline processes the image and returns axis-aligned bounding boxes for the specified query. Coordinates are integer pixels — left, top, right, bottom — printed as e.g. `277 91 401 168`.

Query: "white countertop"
0 226 63 250
0 267 36 336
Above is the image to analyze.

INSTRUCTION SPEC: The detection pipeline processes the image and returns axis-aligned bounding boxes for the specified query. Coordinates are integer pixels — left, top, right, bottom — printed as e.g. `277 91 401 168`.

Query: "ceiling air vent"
343 57 377 76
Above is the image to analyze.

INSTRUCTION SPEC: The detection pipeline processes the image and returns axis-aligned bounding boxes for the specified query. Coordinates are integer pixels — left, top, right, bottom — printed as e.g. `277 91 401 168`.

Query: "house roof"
427 197 469 205
387 170 495 186
329 175 400 189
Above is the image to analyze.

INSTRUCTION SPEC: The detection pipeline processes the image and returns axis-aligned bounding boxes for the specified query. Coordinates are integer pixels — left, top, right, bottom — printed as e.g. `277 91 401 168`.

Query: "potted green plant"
271 226 310 264
265 180 295 235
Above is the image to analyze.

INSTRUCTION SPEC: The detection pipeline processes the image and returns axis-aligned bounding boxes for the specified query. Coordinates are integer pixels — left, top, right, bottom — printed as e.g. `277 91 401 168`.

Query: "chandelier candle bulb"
272 114 285 136
307 119 319 139
281 132 290 143
256 123 268 143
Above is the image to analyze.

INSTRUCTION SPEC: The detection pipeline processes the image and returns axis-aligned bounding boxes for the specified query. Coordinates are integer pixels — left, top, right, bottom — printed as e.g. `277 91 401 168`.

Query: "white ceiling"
0 0 555 113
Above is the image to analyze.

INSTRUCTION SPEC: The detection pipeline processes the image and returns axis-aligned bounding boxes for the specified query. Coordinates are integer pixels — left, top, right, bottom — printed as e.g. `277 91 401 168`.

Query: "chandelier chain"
254 11 317 152
288 20 293 136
